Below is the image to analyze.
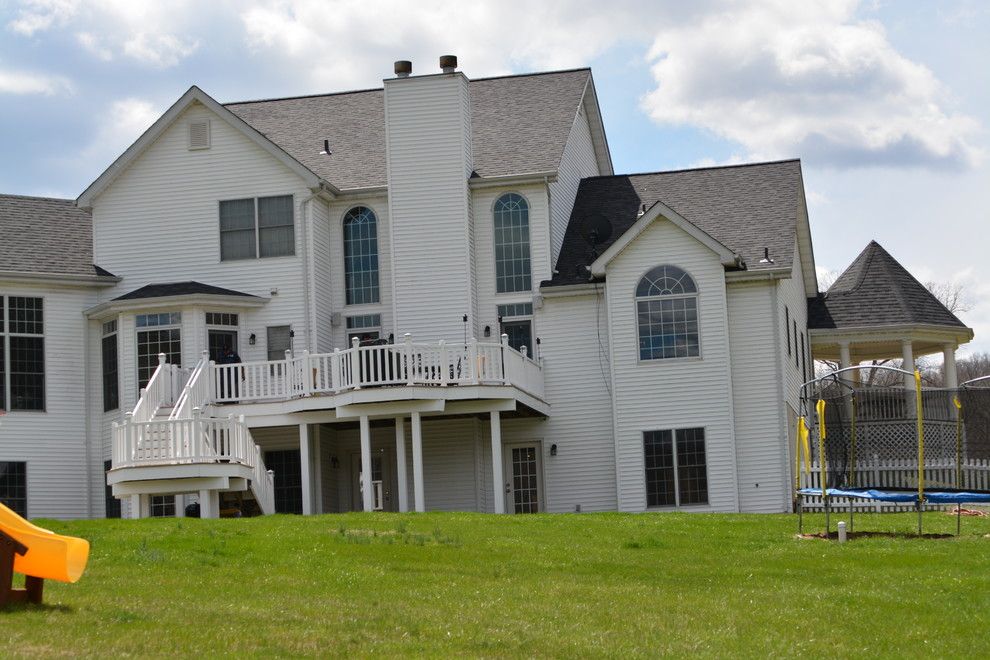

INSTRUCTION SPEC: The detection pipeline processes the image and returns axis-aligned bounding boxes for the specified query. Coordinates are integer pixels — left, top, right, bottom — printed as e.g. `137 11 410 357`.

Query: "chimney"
394 60 412 78
439 54 457 73
383 55 474 342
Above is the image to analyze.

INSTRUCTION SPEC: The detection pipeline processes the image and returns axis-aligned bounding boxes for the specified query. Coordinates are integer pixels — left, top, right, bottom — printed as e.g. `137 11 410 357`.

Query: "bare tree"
923 280 972 316
957 352 990 384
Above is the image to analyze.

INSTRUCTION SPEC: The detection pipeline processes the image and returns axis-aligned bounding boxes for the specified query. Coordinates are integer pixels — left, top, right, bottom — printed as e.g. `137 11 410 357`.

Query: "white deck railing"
112 411 254 469
170 351 212 420
210 334 545 404
130 353 191 422
251 444 276 515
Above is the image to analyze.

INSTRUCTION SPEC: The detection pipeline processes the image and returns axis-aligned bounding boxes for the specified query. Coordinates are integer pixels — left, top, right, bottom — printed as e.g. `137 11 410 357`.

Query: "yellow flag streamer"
794 416 812 491
816 399 827 496
798 417 811 475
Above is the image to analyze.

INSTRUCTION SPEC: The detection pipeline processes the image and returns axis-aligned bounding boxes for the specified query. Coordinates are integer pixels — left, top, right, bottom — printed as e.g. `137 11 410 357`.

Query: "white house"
0 57 973 519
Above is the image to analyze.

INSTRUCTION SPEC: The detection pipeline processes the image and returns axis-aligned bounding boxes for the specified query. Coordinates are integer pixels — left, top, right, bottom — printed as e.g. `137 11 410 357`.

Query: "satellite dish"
580 213 613 247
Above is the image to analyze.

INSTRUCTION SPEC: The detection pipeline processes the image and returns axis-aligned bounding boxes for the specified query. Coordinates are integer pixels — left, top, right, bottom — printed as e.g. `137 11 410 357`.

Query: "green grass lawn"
3 511 990 657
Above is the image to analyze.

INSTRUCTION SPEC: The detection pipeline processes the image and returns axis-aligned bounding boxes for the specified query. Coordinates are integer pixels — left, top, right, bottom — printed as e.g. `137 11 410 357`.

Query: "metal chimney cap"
439 54 457 72
394 60 412 77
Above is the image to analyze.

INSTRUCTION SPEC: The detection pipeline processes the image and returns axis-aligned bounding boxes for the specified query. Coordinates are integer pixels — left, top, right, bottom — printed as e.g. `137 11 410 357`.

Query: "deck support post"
395 417 409 512
491 410 505 514
299 423 313 515
411 412 425 512
360 416 373 512
199 490 219 519
129 494 142 519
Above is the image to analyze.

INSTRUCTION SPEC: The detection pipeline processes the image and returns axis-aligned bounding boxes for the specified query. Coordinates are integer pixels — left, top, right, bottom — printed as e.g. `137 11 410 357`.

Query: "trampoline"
795 367 990 536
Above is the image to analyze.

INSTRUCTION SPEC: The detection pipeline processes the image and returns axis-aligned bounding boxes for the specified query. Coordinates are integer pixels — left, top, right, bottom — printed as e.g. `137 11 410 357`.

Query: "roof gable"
547 160 803 287
590 199 740 276
77 86 327 209
807 241 968 330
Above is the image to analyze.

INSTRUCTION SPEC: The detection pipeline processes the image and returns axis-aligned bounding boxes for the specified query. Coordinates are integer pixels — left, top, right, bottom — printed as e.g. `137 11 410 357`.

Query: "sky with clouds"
2 0 988 355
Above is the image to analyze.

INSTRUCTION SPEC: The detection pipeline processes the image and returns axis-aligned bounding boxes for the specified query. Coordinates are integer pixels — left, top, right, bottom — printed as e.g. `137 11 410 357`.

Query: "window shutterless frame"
0 295 46 412
342 206 381 306
218 194 295 262
491 192 534 296
643 428 709 509
633 266 702 364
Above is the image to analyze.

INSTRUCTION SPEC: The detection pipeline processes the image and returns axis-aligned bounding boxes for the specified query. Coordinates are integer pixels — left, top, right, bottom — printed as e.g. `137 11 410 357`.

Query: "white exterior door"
503 443 543 514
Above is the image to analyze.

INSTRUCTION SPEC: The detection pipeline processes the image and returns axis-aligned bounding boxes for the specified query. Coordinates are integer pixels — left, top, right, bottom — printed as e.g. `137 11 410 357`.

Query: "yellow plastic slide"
0 502 89 583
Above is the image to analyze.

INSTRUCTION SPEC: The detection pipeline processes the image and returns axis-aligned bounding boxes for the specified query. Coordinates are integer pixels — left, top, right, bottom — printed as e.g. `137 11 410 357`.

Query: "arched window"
636 265 699 360
494 193 531 293
343 207 380 305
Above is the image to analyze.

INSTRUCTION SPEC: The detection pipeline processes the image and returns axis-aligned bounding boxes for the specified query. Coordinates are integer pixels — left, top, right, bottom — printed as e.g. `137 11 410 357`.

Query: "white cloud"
237 0 657 90
123 32 199 68
6 0 79 36
76 31 113 61
63 97 162 174
641 0 983 169
0 65 72 95
8 0 202 68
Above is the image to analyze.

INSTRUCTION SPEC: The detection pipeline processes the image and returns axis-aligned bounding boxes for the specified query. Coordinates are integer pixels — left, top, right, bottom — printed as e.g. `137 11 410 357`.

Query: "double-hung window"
644 428 708 507
220 195 295 261
0 296 45 411
136 312 181 391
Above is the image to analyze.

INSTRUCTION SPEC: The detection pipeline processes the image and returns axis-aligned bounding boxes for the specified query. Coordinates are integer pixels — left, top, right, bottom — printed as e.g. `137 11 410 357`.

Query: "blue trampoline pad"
798 488 990 504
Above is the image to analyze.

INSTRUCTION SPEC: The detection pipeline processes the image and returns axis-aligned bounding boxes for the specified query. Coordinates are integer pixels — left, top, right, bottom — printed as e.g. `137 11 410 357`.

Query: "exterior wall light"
249 333 256 345
550 444 557 457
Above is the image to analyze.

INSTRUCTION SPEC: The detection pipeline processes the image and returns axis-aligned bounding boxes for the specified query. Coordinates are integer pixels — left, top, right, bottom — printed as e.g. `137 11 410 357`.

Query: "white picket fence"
799 459 990 511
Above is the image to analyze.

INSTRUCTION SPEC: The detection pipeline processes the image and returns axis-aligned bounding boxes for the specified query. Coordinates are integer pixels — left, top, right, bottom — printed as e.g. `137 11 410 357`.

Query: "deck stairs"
110 352 275 515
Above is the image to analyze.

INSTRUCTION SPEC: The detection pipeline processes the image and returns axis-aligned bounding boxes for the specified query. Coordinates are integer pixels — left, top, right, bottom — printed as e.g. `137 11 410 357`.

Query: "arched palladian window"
343 207 380 305
636 265 699 360
493 193 531 293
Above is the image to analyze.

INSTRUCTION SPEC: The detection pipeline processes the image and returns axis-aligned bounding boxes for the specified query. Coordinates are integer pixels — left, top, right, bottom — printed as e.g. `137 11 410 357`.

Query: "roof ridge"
0 193 76 203
581 158 801 181
224 67 591 107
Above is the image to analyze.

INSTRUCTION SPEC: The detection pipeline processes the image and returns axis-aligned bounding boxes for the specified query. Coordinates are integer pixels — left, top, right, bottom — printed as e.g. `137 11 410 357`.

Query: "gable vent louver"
188 120 211 150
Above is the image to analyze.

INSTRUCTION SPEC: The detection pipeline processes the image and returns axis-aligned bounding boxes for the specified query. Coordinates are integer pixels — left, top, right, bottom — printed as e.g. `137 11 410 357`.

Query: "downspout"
544 175 554 277
299 190 320 353
83 315 94 517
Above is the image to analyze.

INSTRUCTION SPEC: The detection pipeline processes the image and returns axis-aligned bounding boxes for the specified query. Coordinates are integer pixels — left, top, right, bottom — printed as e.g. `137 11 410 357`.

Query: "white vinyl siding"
0 281 98 519
549 103 601 264
90 103 312 364
606 219 738 513
727 280 790 512
776 237 812 501
529 290 617 512
385 73 475 342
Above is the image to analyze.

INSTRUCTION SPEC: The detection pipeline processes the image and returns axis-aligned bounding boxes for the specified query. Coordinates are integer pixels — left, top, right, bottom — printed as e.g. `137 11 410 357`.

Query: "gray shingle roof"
807 241 967 330
225 69 591 190
546 160 804 286
113 281 258 301
0 194 110 278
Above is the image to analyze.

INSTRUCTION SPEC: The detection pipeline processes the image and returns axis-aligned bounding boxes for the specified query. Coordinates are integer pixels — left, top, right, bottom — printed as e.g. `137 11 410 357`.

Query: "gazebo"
807 240 973 388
